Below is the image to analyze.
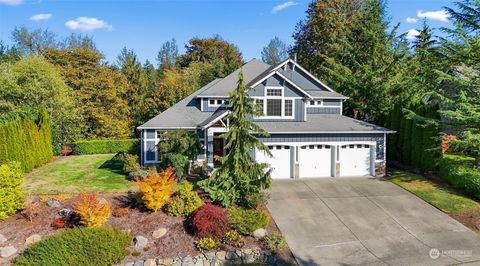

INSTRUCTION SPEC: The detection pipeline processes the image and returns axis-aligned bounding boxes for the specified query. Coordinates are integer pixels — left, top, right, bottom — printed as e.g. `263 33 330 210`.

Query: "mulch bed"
0 193 296 265
450 209 480 233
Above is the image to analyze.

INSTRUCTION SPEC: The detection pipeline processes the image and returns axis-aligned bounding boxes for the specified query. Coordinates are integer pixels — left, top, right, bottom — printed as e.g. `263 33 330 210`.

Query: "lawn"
24 154 135 195
387 170 479 214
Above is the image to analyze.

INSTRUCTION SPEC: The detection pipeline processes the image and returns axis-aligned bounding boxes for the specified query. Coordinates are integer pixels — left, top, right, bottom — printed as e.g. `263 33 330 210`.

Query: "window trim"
252 86 295 119
208 98 227 107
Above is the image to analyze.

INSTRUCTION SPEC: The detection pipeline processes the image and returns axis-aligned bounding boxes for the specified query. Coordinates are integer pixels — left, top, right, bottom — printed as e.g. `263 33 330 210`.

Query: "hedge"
0 162 24 220
0 107 53 172
71 139 140 155
439 155 480 200
13 227 130 266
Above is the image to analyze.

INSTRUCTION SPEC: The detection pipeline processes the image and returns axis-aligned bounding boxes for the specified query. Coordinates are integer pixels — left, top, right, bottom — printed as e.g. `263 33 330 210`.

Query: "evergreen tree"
261 37 289 64
199 72 271 207
156 38 178 76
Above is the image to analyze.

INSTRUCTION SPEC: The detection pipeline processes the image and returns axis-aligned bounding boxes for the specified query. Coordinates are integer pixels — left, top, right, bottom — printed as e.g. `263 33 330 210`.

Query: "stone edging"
124 248 282 266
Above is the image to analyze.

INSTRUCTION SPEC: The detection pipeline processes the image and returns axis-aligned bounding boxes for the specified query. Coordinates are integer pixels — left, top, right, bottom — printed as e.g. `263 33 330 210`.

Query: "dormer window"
253 86 295 118
208 99 227 107
307 100 323 106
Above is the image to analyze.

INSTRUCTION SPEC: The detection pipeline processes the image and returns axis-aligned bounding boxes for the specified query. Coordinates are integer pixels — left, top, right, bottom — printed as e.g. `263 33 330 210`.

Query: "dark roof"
306 90 348 99
198 109 230 129
254 114 394 133
197 59 272 97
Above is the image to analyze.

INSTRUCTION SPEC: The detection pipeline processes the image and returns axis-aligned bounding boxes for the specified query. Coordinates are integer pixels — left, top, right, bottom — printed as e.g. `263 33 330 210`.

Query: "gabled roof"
138 78 222 129
197 59 271 97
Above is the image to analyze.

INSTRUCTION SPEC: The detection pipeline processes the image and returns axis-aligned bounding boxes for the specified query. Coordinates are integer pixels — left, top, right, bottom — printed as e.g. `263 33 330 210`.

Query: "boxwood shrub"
439 155 480 199
228 207 269 235
71 139 139 155
14 227 130 266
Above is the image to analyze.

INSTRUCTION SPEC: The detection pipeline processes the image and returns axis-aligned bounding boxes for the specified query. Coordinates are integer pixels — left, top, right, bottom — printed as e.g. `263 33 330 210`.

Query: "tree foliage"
199 72 271 207
136 167 177 212
73 192 112 227
261 37 289 64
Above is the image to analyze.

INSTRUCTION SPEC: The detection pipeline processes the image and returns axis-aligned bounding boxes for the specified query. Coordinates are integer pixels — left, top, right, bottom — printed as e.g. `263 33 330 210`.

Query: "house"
138 58 394 178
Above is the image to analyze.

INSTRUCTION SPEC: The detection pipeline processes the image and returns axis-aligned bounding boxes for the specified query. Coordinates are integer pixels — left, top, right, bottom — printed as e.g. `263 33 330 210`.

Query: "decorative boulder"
152 228 167 239
25 234 42 246
0 246 17 258
133 235 148 249
46 199 61 208
252 228 267 239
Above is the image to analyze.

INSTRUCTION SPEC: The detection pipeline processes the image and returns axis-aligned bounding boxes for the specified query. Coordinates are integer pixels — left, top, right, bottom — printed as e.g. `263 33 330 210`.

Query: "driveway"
268 178 480 266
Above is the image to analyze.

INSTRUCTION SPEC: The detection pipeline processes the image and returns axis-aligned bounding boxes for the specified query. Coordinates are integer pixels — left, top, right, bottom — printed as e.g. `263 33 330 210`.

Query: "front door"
213 136 225 167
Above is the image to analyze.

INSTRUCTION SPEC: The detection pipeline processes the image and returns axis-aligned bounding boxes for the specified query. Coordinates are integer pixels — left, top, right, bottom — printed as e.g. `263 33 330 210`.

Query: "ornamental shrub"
167 181 204 217
191 203 230 239
0 162 24 219
221 230 243 247
71 139 139 155
241 191 270 209
13 227 130 266
439 155 480 199
263 232 287 251
123 154 140 174
195 237 216 251
73 193 111 227
136 167 176 212
227 207 269 235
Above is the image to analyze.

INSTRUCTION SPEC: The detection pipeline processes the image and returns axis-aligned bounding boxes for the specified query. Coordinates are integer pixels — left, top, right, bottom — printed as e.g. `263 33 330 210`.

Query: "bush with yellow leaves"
73 192 111 227
136 167 176 212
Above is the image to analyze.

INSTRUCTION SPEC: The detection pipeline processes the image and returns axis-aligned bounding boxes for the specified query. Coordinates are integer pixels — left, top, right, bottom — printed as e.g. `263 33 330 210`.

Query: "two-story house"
138 58 393 178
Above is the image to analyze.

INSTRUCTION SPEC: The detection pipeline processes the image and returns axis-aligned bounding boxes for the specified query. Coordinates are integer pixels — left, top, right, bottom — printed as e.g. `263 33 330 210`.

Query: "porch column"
370 145 376 176
207 129 214 167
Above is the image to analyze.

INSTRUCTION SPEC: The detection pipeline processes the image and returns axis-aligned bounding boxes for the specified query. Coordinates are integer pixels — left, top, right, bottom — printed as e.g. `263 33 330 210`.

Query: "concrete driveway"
268 178 480 266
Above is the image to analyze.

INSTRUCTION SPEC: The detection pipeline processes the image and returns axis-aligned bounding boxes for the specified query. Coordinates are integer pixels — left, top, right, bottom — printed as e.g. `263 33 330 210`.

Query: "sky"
0 0 457 65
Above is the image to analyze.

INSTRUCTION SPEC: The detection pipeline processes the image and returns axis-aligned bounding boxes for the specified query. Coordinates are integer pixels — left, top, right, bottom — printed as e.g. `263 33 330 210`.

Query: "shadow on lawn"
98 158 124 174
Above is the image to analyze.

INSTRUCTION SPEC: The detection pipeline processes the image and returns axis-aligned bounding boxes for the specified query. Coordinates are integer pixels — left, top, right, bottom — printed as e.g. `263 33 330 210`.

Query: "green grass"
24 154 135 195
387 170 480 214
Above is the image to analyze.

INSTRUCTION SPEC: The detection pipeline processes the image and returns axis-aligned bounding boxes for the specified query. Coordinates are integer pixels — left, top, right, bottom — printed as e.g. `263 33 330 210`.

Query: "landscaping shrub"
228 207 269 235
71 139 139 155
73 192 111 227
439 155 480 199
0 161 24 220
21 202 40 222
222 230 243 247
51 217 67 229
241 191 270 209
136 167 176 212
195 237 216 251
123 154 140 174
263 232 287 251
129 169 149 181
157 130 201 178
13 227 130 266
0 107 53 172
167 181 204 217
191 203 230 239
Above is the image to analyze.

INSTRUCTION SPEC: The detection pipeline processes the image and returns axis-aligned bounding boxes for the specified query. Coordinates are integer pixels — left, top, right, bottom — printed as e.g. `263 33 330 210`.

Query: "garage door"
299 145 332 178
340 144 371 176
255 145 292 179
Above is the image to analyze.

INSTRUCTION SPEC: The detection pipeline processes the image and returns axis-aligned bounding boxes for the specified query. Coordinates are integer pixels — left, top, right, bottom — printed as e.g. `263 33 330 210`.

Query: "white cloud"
416 10 449 22
65 17 113 31
272 1 298 14
0 0 22 6
406 17 418 24
29 13 52 21
406 29 421 40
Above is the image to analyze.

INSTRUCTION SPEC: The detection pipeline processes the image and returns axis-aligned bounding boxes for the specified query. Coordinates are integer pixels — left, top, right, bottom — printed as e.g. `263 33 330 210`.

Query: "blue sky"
0 0 456 65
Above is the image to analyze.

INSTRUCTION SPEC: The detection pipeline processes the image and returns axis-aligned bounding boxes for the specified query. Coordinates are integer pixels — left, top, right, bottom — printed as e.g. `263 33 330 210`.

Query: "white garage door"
299 145 332 178
340 144 371 176
255 145 292 179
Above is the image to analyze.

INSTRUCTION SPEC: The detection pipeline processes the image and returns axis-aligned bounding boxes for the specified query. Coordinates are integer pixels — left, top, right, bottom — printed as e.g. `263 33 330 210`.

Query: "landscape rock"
215 251 225 260
157 258 173 265
143 258 156 266
133 260 144 266
124 262 134 266
25 234 42 246
133 235 148 249
205 251 216 261
252 228 267 239
0 246 17 258
46 199 61 208
0 234 6 244
152 227 167 239
58 208 73 218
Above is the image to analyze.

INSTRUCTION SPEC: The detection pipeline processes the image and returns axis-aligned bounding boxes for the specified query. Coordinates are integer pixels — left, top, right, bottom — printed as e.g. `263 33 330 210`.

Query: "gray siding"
323 99 342 106
307 107 341 114
249 74 304 98
201 98 226 112
257 133 385 161
278 62 328 91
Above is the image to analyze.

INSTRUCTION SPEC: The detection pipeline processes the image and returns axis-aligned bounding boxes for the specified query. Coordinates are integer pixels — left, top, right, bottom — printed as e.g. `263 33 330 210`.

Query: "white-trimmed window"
307 100 323 106
253 87 295 118
208 99 227 107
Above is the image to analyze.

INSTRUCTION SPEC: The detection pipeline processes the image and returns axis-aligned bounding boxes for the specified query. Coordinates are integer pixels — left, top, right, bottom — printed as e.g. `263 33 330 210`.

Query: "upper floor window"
208 99 227 107
266 88 282 97
253 87 294 118
308 100 322 106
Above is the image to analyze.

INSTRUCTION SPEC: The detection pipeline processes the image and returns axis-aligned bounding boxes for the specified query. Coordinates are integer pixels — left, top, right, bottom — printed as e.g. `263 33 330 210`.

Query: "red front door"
213 137 224 167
